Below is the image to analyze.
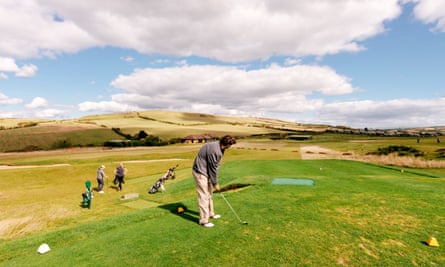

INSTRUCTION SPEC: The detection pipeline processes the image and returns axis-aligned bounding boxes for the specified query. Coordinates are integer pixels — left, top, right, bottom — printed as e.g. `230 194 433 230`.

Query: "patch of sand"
300 145 354 160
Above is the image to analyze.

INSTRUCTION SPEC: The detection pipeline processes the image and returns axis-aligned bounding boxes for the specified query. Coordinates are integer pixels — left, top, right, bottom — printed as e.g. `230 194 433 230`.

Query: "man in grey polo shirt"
192 135 236 228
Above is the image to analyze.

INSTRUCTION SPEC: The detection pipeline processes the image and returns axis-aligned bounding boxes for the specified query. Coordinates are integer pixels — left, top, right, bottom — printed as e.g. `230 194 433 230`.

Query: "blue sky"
1 0 445 129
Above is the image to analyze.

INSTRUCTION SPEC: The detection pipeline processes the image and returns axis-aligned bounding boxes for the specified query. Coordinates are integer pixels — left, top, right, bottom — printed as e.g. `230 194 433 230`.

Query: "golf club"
220 192 248 225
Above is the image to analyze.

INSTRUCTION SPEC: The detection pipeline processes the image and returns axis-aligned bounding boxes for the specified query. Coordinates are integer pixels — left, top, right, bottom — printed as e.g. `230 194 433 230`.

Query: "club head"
242 221 248 225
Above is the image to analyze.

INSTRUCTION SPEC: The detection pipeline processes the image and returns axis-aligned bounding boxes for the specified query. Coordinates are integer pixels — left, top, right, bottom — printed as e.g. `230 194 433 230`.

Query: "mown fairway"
0 140 444 266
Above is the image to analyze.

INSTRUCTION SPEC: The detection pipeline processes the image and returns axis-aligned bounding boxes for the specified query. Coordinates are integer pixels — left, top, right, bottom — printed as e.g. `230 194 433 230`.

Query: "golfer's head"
220 135 236 149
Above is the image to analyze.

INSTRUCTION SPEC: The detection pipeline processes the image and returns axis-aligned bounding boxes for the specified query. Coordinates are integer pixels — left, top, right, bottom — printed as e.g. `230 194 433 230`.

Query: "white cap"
37 243 51 254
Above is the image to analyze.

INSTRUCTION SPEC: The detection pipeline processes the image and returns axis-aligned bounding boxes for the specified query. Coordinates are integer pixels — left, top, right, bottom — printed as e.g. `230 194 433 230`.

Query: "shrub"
374 145 424 157
51 139 73 149
112 128 132 139
433 148 445 159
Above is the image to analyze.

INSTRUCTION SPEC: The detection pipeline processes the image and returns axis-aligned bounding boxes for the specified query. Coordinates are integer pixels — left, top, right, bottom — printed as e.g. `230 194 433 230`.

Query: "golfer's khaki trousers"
192 171 215 224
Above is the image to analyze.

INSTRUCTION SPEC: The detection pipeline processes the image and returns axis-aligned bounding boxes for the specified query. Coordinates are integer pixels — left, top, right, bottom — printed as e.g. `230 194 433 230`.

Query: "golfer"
96 165 107 193
192 135 236 228
114 162 127 192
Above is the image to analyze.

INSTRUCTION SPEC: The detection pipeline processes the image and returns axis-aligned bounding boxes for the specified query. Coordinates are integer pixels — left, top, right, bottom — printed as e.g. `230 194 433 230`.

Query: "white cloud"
0 0 98 59
120 56 134 63
410 0 445 32
284 58 301 66
175 60 188 66
151 59 170 65
0 57 37 77
78 100 141 113
33 108 65 118
15 64 38 77
319 98 445 128
1 0 401 61
0 57 20 72
26 97 48 108
73 64 358 119
0 110 18 118
24 97 73 119
102 64 357 115
112 64 356 96
0 93 22 105
0 103 71 119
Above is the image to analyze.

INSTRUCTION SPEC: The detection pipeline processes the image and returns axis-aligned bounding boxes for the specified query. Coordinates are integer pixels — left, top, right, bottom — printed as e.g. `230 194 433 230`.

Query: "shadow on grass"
158 202 199 224
220 183 253 192
108 185 121 191
158 184 253 225
420 241 429 246
79 202 91 209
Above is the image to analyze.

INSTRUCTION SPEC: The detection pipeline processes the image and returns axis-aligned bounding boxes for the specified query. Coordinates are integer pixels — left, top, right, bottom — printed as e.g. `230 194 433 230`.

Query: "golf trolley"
148 164 179 194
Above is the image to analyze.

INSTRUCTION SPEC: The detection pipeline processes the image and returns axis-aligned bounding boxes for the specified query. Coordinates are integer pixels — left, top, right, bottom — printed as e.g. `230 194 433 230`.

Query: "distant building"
181 134 217 144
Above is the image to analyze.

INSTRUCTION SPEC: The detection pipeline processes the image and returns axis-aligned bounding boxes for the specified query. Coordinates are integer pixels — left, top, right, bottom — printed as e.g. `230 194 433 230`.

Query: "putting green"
271 178 314 186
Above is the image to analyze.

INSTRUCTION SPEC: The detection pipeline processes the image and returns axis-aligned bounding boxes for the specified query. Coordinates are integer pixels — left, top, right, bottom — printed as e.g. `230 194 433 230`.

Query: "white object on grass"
37 243 51 254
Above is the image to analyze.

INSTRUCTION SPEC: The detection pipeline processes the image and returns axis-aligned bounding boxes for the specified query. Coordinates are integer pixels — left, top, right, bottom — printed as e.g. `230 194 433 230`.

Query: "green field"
0 138 444 266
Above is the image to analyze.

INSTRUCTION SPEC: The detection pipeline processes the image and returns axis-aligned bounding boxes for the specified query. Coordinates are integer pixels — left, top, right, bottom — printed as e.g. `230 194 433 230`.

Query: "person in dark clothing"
113 162 127 191
192 135 236 228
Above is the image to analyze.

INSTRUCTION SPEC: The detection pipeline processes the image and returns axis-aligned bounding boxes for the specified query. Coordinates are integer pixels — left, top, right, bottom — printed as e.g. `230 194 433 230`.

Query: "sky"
1 0 445 129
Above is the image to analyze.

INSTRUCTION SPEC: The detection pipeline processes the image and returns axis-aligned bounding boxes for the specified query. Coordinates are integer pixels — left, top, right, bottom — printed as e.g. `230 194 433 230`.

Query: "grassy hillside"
0 110 444 152
78 110 324 138
0 121 121 152
0 110 317 152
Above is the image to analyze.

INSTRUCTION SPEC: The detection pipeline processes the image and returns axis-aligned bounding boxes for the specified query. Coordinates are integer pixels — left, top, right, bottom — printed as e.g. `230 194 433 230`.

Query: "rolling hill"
0 110 325 152
0 110 443 153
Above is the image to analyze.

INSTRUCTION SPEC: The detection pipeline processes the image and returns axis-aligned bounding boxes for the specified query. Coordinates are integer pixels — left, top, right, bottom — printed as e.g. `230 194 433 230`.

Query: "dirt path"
0 163 71 170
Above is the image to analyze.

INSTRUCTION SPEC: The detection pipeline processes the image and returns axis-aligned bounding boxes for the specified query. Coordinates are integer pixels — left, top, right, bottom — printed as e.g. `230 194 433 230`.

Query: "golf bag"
148 165 178 194
81 180 93 209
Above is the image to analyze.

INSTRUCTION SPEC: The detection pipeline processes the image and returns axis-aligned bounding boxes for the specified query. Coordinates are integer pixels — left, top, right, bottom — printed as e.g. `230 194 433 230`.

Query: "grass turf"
0 159 444 266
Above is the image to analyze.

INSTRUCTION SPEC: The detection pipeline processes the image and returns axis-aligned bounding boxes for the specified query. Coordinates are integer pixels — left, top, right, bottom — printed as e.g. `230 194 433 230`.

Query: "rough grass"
303 134 445 168
0 145 199 239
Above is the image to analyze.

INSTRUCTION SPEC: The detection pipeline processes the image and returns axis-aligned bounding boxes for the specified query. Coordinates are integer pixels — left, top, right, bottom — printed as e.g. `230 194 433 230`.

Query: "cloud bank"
0 0 445 128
